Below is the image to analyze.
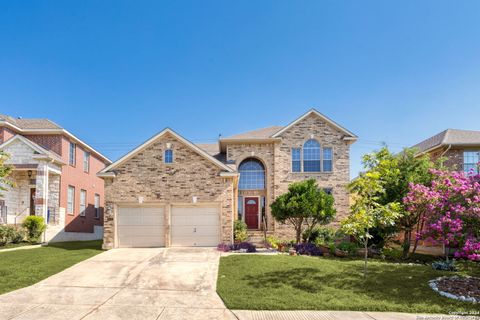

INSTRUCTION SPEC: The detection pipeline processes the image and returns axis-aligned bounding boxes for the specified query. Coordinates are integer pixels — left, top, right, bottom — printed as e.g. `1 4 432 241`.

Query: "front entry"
244 197 259 229
29 188 36 216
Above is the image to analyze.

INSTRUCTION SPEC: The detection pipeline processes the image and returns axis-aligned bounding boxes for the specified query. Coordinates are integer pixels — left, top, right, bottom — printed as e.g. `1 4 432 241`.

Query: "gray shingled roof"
223 126 283 140
0 114 61 129
414 129 480 153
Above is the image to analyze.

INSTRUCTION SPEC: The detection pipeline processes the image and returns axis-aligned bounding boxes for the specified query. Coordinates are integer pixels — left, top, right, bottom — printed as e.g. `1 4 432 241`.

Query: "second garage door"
117 206 165 247
171 206 220 247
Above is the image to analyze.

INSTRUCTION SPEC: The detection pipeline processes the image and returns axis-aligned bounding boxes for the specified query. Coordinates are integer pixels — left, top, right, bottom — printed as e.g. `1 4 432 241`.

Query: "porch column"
34 162 49 220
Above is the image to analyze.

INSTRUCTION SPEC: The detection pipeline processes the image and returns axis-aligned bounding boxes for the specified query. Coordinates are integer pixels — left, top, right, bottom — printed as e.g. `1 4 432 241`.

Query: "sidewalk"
232 310 450 320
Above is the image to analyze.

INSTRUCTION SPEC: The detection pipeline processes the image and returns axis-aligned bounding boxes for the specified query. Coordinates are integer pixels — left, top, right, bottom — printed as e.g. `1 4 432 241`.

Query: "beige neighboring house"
414 129 480 174
98 109 357 249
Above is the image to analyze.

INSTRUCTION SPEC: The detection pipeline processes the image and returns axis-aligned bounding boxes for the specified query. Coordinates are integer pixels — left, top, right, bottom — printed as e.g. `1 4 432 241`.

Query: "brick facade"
102 132 235 249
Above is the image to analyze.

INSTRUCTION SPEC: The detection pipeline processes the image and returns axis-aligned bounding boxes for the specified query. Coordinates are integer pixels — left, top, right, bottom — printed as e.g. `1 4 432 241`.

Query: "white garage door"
117 206 165 247
171 206 220 247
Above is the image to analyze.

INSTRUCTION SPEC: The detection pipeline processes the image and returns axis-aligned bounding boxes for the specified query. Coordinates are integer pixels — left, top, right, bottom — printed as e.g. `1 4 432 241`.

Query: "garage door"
171 206 220 247
117 206 165 247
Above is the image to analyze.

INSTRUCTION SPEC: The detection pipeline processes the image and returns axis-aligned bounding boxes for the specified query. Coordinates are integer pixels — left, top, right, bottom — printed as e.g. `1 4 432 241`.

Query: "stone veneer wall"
103 132 235 249
273 113 351 239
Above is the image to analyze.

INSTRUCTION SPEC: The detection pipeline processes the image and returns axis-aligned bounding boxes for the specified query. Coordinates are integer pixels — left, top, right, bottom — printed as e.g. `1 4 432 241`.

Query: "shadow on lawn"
46 240 103 251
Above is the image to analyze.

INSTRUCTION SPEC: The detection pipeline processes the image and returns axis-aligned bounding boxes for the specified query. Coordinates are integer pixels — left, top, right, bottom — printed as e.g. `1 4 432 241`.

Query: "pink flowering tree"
404 168 480 261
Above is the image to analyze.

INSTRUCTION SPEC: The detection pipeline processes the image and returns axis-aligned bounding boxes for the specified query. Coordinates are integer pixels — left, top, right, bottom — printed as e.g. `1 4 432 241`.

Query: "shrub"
22 216 46 243
10 227 25 243
294 242 323 256
305 226 336 246
431 260 458 271
232 241 257 253
217 243 230 252
265 236 280 250
337 241 359 255
0 225 14 246
234 220 248 242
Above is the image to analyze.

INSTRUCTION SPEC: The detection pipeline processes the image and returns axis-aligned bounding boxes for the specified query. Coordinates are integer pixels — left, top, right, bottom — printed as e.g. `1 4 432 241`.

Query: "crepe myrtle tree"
270 179 336 244
342 170 401 278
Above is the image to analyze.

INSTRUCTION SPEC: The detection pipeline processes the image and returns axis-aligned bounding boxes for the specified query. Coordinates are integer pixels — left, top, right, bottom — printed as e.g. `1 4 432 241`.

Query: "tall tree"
0 151 12 198
270 179 336 243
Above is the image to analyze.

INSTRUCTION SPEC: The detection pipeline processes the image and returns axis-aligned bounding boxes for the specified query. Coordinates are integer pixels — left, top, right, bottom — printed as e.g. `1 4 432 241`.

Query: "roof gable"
271 108 357 140
99 128 235 176
0 135 65 164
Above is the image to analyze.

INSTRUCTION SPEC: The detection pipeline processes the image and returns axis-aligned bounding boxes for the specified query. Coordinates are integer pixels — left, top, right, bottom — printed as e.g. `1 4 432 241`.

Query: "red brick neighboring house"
414 129 480 174
0 115 111 242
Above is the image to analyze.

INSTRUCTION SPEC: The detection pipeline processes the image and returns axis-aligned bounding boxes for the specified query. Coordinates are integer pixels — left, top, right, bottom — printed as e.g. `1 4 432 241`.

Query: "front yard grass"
0 240 103 295
217 255 480 313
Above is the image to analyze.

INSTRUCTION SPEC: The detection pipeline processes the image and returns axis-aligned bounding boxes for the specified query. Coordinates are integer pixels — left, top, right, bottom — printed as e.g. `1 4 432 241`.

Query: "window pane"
323 148 333 172
303 139 320 172
239 159 265 190
464 151 480 174
94 194 100 218
83 152 90 172
69 143 76 166
67 186 75 214
80 190 86 216
238 196 243 220
292 148 301 172
164 149 173 163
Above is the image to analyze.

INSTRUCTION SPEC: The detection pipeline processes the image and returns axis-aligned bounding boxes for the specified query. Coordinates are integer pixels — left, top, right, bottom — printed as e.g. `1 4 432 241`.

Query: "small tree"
0 151 13 197
270 179 336 243
22 216 46 243
342 171 401 278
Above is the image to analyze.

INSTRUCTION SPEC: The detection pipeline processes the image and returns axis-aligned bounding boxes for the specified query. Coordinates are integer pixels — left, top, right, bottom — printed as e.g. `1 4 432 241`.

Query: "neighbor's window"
303 139 321 172
94 194 100 219
323 147 333 172
67 186 75 214
292 148 301 172
239 159 265 190
80 190 87 216
69 142 76 166
323 188 333 195
83 151 90 173
164 149 173 163
464 151 480 174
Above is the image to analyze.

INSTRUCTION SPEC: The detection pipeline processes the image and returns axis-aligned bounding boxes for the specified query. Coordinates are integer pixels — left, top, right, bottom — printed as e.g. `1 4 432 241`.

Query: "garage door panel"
117 206 165 247
171 206 220 247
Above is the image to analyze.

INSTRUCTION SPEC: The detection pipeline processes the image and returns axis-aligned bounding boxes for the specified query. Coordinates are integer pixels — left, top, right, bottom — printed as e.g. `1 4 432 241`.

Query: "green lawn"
0 242 37 250
217 255 480 313
0 240 103 295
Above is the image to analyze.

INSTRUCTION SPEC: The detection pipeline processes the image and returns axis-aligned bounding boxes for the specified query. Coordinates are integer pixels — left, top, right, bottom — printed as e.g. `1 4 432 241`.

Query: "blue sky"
1 1 480 178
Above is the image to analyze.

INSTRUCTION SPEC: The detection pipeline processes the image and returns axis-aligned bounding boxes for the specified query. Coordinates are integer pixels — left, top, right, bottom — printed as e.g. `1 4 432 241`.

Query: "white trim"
271 108 358 139
0 121 112 164
98 128 235 176
0 135 65 165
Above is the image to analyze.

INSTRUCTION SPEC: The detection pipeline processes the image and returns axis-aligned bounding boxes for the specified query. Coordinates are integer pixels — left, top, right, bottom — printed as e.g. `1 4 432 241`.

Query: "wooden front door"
244 197 259 229
29 188 36 216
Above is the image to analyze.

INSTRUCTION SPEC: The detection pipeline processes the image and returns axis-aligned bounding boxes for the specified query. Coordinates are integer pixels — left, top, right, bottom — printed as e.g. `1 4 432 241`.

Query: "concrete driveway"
0 247 235 320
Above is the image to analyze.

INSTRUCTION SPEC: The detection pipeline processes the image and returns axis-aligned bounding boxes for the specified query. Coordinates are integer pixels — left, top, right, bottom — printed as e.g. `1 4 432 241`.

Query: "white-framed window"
323 147 333 172
303 139 321 172
94 194 100 219
292 148 301 172
80 190 87 216
67 186 75 215
83 151 90 173
238 196 243 220
164 149 173 163
69 142 76 166
464 151 480 174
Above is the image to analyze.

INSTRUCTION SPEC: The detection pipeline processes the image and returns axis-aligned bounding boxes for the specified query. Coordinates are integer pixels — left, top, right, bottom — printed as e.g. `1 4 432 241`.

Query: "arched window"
164 149 173 163
303 139 320 172
239 159 265 190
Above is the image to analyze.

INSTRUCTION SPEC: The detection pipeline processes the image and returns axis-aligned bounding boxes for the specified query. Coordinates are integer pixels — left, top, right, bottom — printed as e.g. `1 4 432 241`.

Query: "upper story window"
164 149 173 163
323 147 333 172
67 186 75 215
239 159 265 190
69 142 76 166
292 148 301 172
83 151 90 173
303 139 321 172
464 151 480 174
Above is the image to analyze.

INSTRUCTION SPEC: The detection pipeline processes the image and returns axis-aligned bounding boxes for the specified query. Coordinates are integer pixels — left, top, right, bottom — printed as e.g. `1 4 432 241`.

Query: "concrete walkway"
232 310 444 320
0 244 41 253
0 247 235 320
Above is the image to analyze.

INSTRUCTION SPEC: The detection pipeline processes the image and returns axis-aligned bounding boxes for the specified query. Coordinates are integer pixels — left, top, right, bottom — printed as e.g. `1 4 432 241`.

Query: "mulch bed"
431 276 480 303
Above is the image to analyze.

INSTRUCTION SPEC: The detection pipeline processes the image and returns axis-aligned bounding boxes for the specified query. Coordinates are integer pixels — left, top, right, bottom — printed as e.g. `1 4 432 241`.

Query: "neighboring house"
98 109 357 249
414 129 480 174
0 115 111 242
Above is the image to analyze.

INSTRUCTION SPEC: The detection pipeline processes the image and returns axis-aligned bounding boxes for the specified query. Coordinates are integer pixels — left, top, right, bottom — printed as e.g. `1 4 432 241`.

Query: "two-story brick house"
98 109 357 249
414 129 480 174
0 115 111 242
